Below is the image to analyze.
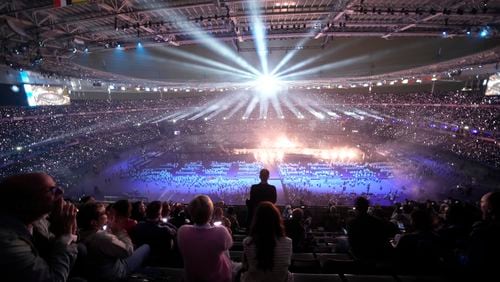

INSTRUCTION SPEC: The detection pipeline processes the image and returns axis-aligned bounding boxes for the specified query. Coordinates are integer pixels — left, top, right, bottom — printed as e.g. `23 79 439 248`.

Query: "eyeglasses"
48 186 64 196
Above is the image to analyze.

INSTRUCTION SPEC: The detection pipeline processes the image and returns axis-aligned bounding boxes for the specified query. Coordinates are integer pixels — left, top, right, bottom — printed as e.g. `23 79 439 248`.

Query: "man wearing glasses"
0 173 78 282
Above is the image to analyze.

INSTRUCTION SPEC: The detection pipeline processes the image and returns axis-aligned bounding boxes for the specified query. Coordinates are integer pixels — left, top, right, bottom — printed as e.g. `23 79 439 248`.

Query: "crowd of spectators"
0 90 498 201
0 172 498 282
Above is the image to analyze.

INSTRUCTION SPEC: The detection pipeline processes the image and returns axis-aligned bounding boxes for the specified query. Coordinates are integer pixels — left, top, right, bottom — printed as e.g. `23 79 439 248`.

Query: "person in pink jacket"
178 195 233 282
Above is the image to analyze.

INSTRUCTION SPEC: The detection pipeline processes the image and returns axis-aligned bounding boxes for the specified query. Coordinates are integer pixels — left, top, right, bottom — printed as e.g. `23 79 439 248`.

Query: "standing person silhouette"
246 169 277 229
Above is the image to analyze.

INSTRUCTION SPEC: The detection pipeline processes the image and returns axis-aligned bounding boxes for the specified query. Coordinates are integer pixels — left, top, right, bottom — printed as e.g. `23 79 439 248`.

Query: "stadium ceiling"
1 0 499 79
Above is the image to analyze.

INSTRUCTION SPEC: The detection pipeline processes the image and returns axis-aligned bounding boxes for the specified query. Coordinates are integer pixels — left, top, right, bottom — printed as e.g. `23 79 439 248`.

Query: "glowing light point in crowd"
254 74 283 97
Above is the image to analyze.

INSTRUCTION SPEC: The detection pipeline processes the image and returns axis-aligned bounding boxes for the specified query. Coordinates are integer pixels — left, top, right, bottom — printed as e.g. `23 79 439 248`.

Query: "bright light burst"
234 136 362 164
141 9 387 123
253 74 283 97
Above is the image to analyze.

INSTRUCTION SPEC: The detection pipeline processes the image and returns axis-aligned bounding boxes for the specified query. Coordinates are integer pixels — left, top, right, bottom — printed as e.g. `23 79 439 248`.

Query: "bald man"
0 173 78 282
468 191 500 276
246 169 277 228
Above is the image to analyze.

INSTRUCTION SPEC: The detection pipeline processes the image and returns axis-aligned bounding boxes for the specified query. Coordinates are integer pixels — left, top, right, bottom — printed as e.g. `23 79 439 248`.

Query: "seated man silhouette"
246 169 277 228
468 191 500 276
346 196 393 263
0 173 79 282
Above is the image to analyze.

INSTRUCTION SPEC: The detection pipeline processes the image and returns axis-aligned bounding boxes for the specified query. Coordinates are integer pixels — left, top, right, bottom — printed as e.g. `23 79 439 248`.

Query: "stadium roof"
1 0 500 82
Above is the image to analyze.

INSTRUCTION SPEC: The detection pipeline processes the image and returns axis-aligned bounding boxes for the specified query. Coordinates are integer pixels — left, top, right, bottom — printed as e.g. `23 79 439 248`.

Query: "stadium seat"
231 241 244 251
233 234 246 242
292 273 343 282
396 275 451 282
290 253 321 273
316 252 353 262
321 257 358 274
128 267 184 282
343 274 397 282
230 250 244 262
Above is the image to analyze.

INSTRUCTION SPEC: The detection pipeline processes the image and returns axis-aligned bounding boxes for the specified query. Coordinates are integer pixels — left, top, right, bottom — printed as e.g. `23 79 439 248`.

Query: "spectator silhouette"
246 169 277 228
78 202 150 281
112 199 137 234
324 205 341 232
347 196 393 263
0 173 78 282
226 207 240 234
131 200 146 222
395 209 444 273
468 191 500 276
284 208 308 252
130 201 177 266
170 203 190 228
242 202 292 282
211 206 232 234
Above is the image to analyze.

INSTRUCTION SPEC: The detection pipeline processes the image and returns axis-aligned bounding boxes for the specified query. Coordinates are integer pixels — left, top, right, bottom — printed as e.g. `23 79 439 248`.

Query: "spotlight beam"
155 106 201 123
259 97 269 119
206 95 242 119
287 95 323 119
226 96 251 118
355 109 384 120
157 47 255 79
270 95 284 118
279 55 371 80
189 104 219 120
249 0 269 74
271 21 359 76
274 42 357 78
188 94 242 120
148 111 180 124
303 104 325 119
280 95 301 117
312 104 342 119
206 106 228 119
175 110 200 121
274 54 324 78
164 10 261 76
242 96 260 119
270 36 311 76
153 56 254 80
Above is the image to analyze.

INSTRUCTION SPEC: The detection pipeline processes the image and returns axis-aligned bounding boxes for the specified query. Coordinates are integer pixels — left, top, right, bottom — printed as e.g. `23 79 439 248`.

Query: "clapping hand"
50 198 78 237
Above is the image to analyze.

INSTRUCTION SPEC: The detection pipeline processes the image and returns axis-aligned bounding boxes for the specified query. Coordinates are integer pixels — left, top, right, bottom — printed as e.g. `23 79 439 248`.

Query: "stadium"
0 1 499 281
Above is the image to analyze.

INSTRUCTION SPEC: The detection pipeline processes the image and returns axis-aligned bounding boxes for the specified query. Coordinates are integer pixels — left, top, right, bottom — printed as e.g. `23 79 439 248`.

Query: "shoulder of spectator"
55 234 78 246
242 236 253 246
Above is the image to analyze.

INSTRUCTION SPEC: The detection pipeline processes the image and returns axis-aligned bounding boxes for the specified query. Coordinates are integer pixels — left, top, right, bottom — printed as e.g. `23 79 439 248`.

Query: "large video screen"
23 84 70 106
485 73 500 96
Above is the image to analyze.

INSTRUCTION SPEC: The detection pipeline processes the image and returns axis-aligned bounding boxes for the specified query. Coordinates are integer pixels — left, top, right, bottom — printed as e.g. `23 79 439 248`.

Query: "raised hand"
50 201 78 237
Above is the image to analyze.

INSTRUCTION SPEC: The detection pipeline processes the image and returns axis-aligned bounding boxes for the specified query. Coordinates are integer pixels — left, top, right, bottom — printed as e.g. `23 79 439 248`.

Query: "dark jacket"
347 213 393 261
0 215 78 282
246 183 277 226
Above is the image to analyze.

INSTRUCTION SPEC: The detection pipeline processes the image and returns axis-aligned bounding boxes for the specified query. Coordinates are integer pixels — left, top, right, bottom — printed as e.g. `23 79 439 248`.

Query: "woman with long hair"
241 202 292 282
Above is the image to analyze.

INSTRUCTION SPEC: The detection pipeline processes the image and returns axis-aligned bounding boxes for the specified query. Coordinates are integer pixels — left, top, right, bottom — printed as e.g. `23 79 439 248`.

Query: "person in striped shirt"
241 202 292 282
